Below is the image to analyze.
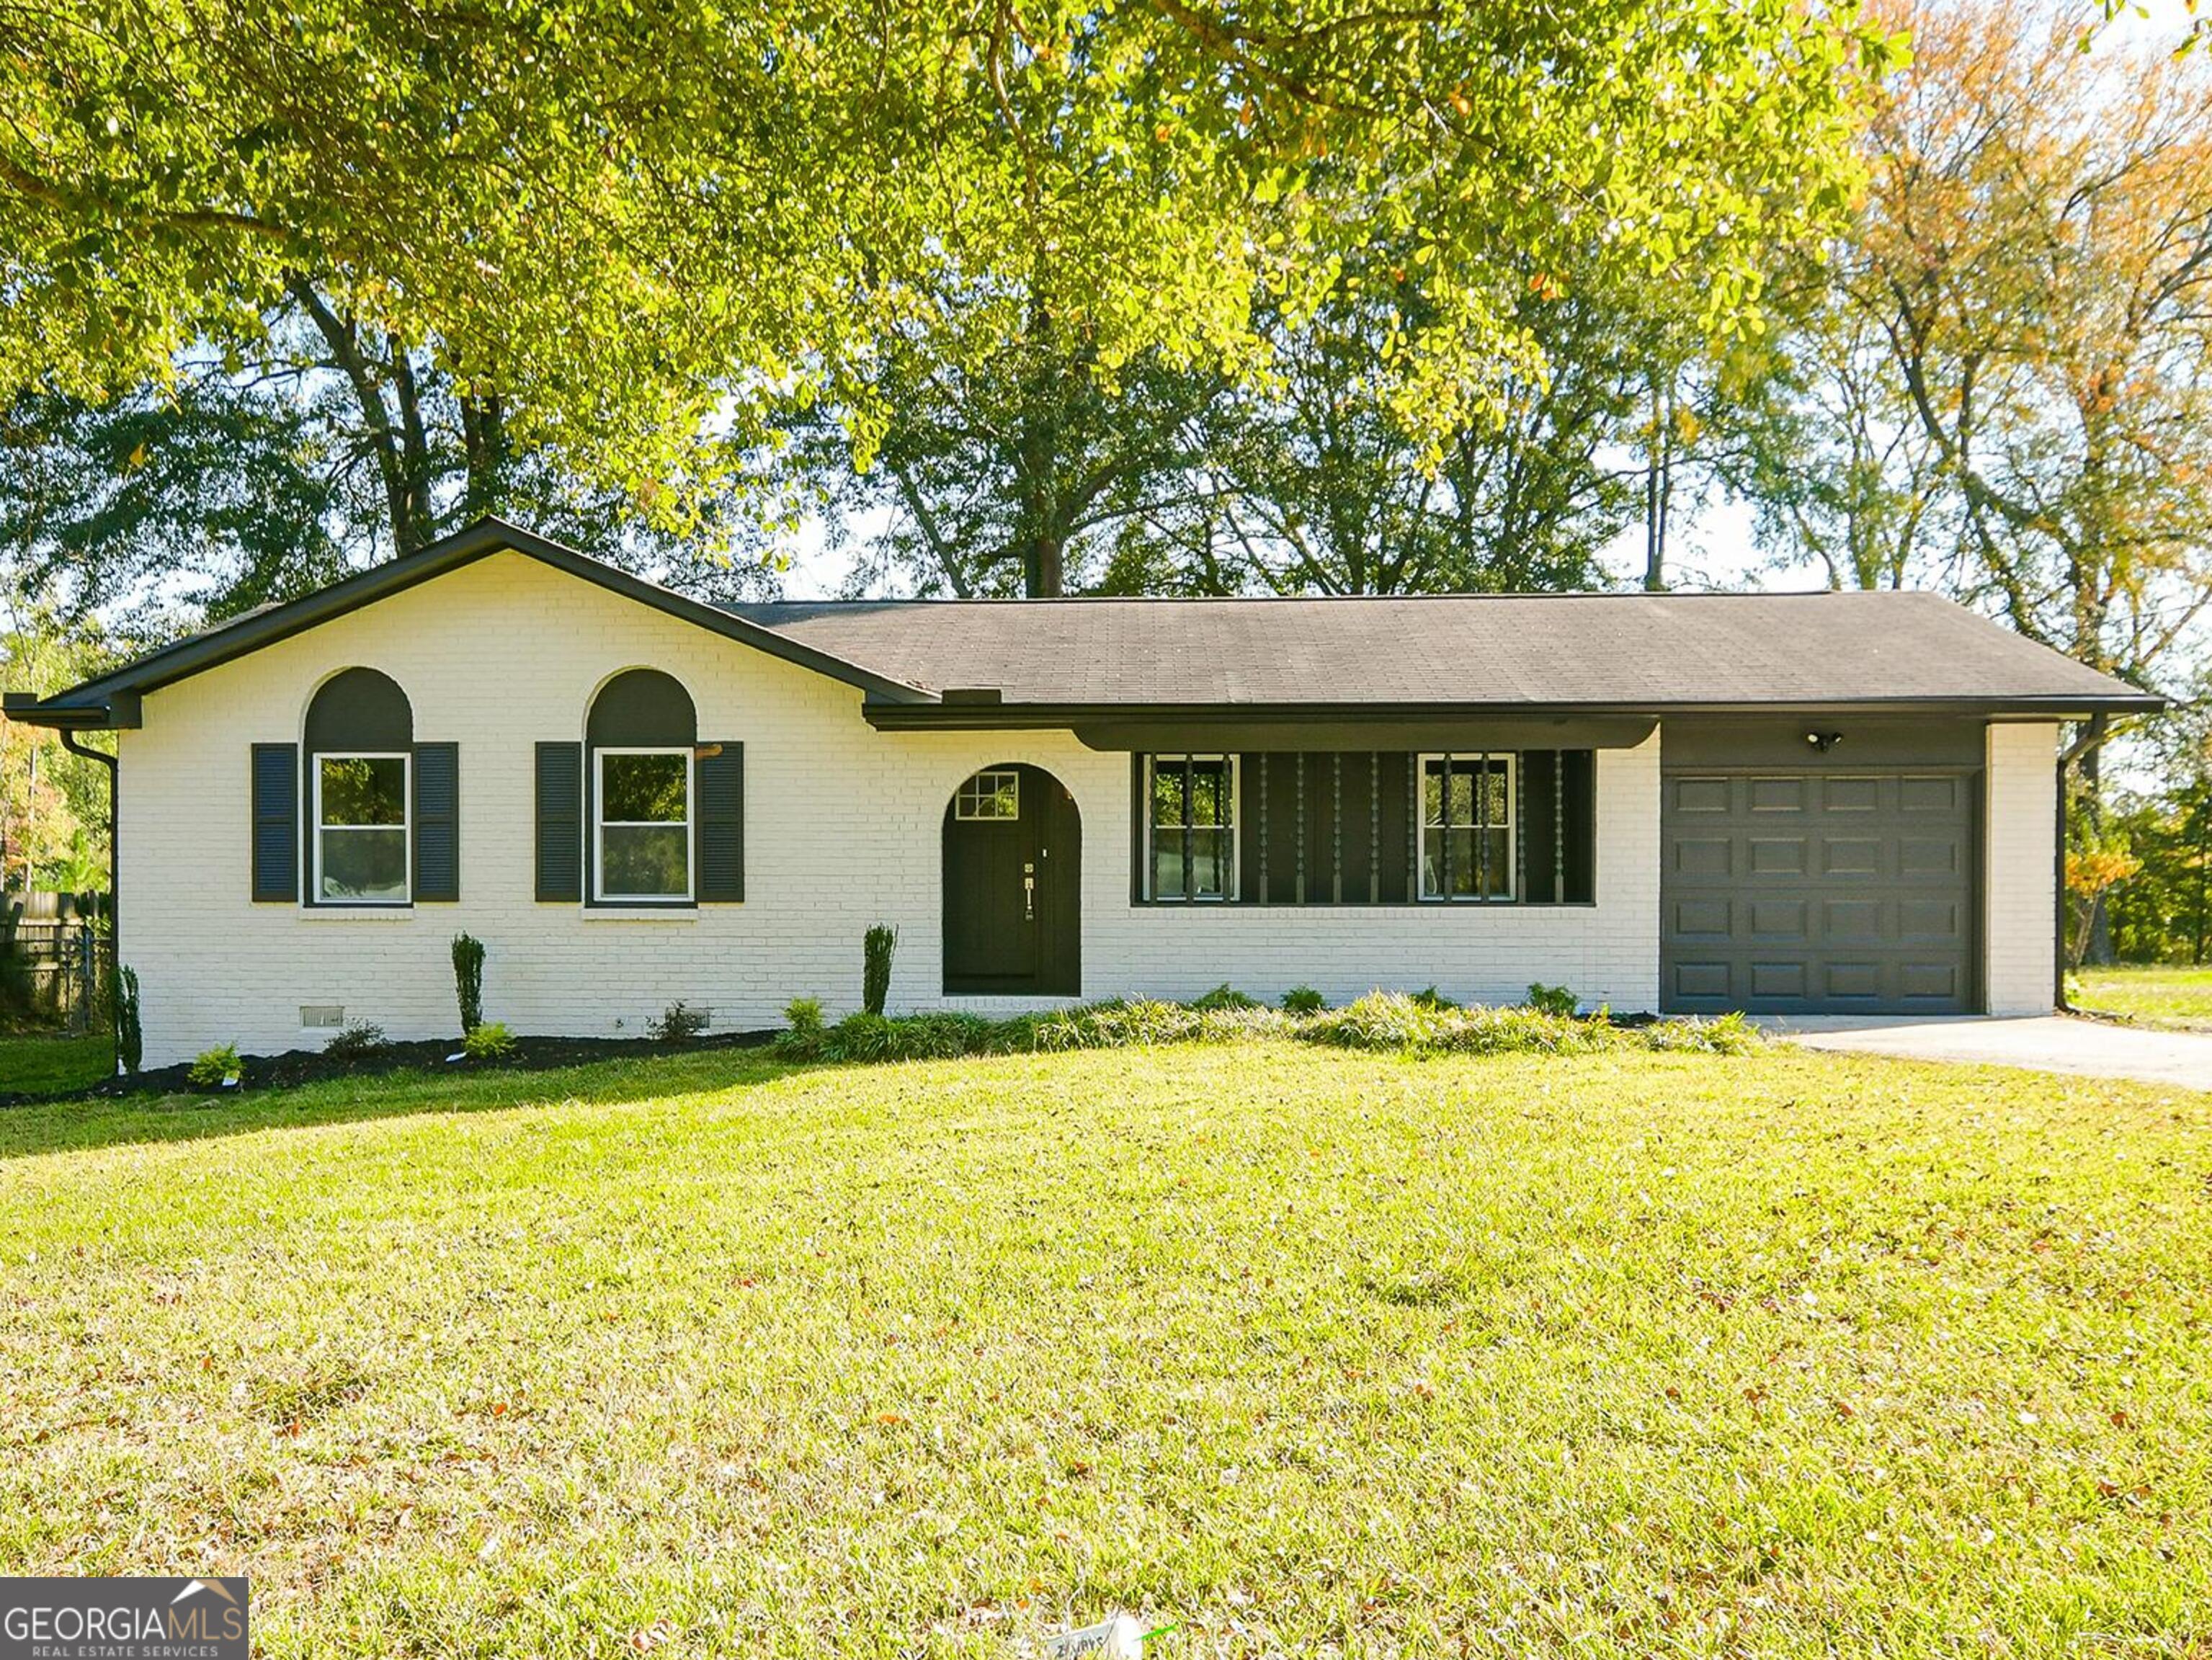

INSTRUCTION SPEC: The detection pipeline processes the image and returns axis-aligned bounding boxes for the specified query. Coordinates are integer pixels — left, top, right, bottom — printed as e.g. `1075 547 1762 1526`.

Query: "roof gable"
5 519 936 726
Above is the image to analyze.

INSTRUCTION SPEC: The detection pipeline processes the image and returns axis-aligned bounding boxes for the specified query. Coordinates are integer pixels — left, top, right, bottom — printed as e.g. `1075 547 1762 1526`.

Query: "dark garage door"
1662 769 1977 1014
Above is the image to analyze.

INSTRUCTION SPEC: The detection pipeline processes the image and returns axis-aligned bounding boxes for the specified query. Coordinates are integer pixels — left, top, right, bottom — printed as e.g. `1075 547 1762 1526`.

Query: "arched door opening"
942 764 1081 996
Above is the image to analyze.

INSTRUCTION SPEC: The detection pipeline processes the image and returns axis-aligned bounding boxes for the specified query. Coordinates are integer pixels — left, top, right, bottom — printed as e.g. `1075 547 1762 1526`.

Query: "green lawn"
2 1044 2207 1656
0 1030 114 1096
2077 963 2212 1032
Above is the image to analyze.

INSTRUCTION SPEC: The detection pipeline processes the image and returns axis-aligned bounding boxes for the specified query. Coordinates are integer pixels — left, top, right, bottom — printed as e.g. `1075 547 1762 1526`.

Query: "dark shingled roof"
731 591 2152 713
4 520 2158 728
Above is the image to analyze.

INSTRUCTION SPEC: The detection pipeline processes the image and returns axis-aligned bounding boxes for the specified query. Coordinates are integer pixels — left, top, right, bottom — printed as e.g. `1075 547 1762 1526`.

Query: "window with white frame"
315 753 411 904
1420 753 1515 900
596 747 692 901
955 769 1020 820
1147 754 1236 901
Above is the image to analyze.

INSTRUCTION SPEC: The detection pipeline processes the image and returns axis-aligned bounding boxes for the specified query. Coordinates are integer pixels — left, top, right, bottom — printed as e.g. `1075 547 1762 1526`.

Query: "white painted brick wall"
115 552 1663 1065
1984 720 2059 1015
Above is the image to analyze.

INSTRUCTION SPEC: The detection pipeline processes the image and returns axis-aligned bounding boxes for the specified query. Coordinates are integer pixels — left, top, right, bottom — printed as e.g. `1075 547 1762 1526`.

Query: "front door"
942 764 1081 995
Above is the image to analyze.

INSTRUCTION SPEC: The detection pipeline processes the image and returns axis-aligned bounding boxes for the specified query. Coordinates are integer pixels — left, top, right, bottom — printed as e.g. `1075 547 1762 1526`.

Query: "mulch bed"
1 1029 780 1110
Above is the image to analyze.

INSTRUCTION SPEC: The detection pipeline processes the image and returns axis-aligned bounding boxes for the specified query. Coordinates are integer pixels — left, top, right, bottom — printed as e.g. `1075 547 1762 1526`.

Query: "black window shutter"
414 742 460 902
696 742 744 902
251 743 299 902
535 741 584 902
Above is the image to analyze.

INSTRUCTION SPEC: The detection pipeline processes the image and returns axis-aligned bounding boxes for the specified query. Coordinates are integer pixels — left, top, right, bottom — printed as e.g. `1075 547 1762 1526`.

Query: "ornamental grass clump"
1641 1009 1762 1054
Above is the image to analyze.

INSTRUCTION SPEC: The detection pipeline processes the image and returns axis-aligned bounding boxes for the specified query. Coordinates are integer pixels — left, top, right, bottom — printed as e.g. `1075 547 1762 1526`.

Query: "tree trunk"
2196 785 2209 965
1643 373 1672 592
291 280 429 555
1013 304 1066 598
460 392 509 519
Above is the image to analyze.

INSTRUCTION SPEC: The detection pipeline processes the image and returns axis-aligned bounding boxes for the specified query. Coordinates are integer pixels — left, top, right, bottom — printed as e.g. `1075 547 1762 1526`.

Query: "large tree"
1760 0 2212 677
4 0 1900 570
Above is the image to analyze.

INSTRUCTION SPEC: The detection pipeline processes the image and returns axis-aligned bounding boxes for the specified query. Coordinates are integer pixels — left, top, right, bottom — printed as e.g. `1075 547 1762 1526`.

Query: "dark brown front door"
943 764 1081 996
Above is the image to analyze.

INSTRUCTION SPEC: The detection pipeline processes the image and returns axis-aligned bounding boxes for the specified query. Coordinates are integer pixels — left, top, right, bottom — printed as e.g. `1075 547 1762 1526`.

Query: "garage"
1662 754 1979 1016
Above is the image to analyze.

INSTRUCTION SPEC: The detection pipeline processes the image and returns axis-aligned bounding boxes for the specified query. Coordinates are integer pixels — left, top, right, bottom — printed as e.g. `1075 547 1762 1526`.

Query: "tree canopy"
4 0 1903 537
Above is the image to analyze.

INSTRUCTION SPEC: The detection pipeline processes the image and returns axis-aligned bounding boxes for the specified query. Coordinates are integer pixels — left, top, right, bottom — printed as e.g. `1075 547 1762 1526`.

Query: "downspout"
2053 713 2108 1014
59 729 117 947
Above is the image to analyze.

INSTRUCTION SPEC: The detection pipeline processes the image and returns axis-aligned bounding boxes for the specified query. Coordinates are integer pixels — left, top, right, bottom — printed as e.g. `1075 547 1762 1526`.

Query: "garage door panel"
1749 962 1807 999
1824 898 1882 942
1899 775 1962 813
1900 962 1961 1001
1824 963 1883 1000
1749 899 1808 940
1672 897 1732 938
1673 777 1731 813
1674 836 1733 876
1663 767 1976 1014
1749 838 1807 875
1672 961 1731 1001
1899 836 1961 876
1898 898 1963 942
1823 777 1881 812
1821 838 1883 877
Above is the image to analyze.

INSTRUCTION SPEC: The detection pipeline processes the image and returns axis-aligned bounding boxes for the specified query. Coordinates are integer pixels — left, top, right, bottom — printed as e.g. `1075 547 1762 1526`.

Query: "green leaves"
1 0 1891 530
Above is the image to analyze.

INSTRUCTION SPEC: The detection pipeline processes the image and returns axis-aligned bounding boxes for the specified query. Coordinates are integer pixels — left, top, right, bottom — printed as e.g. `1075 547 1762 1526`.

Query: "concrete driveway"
1760 1014 2212 1091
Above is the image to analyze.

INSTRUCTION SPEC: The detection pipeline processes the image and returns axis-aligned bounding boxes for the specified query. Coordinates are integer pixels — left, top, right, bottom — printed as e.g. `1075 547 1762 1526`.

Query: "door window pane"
956 770 1020 820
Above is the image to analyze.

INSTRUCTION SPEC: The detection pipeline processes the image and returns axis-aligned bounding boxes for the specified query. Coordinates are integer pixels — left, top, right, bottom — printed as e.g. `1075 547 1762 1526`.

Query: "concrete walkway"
1760 1014 2212 1092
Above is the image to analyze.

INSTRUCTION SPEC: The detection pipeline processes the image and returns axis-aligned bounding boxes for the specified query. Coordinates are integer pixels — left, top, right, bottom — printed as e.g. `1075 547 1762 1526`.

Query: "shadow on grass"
0 1047 806 1161
0 1032 116 1099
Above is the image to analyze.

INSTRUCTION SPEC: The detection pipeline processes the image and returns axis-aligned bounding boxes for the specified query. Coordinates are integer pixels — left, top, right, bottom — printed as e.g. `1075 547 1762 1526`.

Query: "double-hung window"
1421 753 1515 900
1148 754 1236 901
314 754 411 904
596 748 692 901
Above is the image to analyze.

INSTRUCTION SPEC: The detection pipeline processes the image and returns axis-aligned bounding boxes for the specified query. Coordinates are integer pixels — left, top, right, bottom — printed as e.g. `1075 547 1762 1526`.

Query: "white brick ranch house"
6 519 2156 1068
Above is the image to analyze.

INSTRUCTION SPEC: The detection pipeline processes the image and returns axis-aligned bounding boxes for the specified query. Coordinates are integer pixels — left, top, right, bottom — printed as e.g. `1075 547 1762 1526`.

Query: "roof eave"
2 690 141 731
862 693 2165 731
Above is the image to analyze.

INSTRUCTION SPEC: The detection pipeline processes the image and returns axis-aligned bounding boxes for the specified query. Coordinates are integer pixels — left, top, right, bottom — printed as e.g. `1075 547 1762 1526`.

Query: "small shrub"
775 996 828 1057
1281 985 1326 1016
862 924 897 1017
115 965 143 1075
461 1020 516 1061
1525 982 1578 1018
1411 984 1459 1010
650 1000 710 1042
1190 983 1261 1012
322 1022 386 1059
187 1043 243 1089
451 933 486 1035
